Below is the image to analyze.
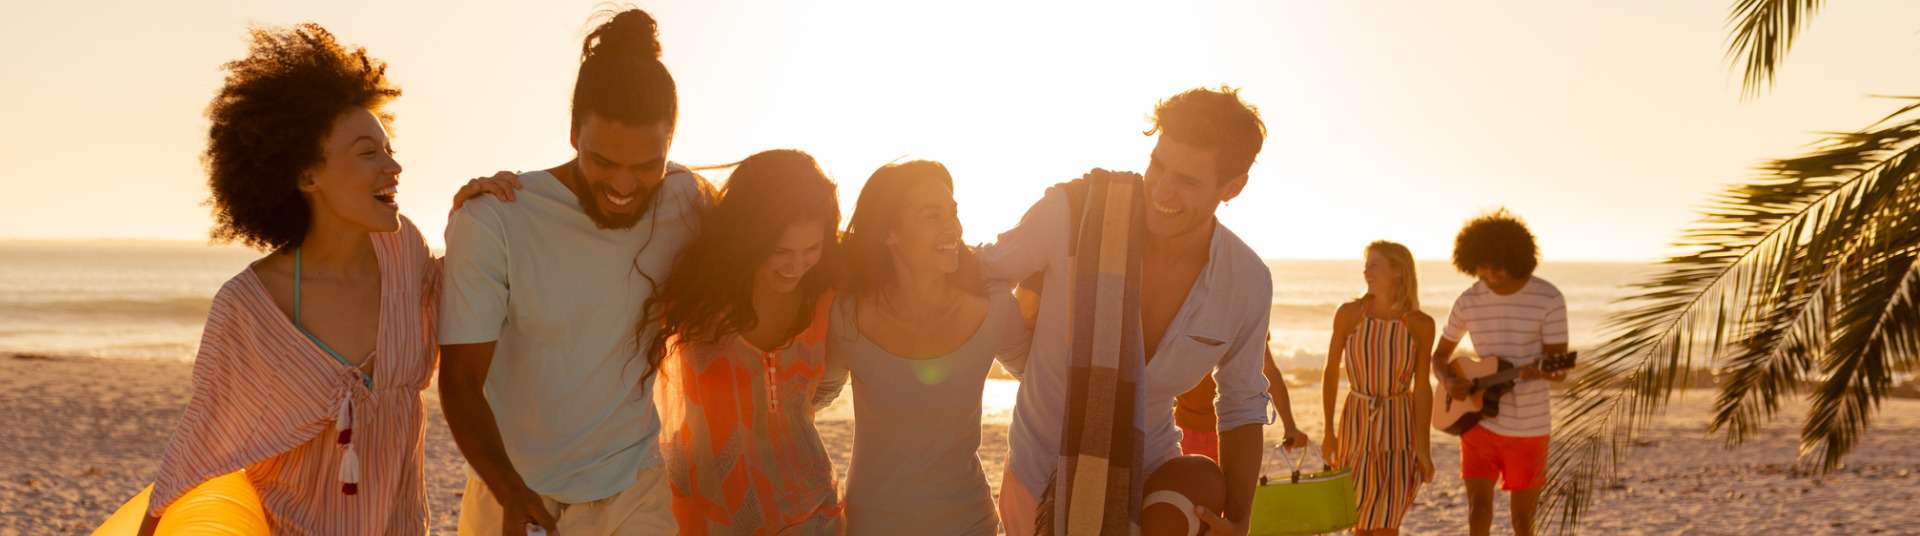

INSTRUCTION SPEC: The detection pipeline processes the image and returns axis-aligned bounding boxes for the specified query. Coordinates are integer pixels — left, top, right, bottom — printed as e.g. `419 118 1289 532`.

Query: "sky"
5 0 1920 261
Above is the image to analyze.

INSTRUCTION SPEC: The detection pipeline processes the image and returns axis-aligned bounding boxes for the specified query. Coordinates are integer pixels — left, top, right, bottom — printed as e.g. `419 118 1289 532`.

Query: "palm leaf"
1541 99 1920 534
1800 209 1920 468
1727 0 1826 97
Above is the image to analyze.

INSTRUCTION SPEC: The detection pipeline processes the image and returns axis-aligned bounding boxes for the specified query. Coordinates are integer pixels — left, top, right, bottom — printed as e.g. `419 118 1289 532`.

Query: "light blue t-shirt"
440 165 705 503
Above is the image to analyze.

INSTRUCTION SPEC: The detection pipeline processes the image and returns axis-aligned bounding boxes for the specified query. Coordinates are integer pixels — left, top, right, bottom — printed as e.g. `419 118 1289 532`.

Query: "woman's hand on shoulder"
449 171 522 215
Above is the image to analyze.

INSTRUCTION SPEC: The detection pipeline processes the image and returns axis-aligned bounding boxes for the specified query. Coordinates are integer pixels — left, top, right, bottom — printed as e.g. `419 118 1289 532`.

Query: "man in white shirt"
437 9 709 536
981 86 1294 536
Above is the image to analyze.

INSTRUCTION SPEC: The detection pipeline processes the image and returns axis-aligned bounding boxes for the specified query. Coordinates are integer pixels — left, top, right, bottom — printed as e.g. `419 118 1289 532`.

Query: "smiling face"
301 108 403 233
888 180 964 277
1142 135 1247 240
1363 249 1399 302
570 114 672 229
756 220 829 295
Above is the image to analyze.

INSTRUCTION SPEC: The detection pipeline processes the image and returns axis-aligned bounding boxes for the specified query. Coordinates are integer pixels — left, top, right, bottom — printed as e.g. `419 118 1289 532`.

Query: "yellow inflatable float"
91 471 268 536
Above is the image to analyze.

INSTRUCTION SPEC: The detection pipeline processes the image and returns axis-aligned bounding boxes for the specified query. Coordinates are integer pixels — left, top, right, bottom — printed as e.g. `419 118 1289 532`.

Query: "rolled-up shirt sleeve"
1542 292 1570 346
439 204 510 345
1213 269 1274 431
990 286 1034 379
1441 289 1474 344
975 188 1067 284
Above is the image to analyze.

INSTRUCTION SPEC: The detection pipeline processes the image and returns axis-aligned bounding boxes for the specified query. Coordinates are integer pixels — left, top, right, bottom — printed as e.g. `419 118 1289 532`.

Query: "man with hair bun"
438 7 709 535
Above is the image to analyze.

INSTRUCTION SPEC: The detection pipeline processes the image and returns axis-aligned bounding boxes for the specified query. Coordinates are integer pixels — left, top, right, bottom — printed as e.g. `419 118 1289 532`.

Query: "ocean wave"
1268 302 1340 318
2 296 212 322
1269 301 1619 324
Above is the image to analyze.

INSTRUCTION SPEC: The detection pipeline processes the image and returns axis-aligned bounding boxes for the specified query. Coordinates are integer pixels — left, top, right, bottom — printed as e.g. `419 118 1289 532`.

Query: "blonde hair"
1365 240 1419 315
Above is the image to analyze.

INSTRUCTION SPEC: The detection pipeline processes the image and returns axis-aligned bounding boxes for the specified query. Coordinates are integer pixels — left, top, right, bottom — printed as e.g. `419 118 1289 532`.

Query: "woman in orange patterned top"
643 149 846 535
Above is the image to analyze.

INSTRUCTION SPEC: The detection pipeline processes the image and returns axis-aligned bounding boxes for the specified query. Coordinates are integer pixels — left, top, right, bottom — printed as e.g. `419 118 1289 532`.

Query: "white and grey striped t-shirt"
1441 277 1569 438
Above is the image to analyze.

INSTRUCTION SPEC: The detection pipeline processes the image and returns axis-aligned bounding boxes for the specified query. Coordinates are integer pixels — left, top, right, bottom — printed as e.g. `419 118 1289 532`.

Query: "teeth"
375 186 397 196
1153 202 1179 215
607 192 634 206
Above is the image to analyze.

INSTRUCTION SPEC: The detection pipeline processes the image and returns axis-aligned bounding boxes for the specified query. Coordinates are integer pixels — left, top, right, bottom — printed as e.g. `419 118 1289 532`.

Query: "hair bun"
584 8 661 61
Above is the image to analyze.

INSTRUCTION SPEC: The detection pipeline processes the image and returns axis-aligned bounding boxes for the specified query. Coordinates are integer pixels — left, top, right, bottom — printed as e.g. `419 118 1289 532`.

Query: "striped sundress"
1333 307 1422 530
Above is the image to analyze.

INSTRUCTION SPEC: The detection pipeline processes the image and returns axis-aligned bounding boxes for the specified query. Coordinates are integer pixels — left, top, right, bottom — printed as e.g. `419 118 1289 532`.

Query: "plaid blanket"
1037 169 1150 536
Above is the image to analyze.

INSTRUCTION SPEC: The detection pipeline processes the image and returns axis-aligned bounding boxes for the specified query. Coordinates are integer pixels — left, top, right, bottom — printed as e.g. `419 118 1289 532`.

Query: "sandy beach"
4 354 1915 535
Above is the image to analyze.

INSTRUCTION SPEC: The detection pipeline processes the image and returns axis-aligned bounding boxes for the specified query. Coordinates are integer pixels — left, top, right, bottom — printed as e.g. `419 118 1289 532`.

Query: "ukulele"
1431 352 1578 435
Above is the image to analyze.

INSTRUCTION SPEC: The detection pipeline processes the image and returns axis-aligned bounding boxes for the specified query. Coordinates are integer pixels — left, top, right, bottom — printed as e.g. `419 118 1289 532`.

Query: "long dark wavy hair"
641 149 841 379
841 160 984 298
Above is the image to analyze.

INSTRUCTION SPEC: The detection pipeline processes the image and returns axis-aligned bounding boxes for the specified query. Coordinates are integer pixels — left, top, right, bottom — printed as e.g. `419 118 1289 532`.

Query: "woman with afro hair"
138 24 492 535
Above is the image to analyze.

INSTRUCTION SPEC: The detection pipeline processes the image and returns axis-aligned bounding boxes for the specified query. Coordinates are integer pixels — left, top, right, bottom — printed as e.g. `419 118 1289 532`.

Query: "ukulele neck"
1472 357 1565 391
1472 366 1530 391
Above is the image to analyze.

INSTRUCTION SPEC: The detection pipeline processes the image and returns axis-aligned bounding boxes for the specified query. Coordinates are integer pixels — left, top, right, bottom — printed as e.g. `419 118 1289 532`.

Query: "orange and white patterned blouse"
655 295 843 535
148 218 438 535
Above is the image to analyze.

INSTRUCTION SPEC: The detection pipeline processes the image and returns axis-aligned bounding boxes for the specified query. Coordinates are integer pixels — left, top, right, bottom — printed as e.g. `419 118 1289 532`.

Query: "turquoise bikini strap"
292 248 370 388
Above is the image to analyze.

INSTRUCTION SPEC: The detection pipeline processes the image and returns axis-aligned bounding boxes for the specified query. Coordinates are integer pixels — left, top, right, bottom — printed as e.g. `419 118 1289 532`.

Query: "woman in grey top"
814 160 1030 535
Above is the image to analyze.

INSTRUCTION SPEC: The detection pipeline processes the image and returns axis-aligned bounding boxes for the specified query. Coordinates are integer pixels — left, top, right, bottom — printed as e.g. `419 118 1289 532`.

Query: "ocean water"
1263 259 1650 368
0 241 1652 364
0 242 258 360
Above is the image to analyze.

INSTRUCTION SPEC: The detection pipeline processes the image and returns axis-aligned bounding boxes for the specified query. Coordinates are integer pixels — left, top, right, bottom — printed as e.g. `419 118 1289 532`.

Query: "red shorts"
1460 426 1548 491
1179 428 1220 461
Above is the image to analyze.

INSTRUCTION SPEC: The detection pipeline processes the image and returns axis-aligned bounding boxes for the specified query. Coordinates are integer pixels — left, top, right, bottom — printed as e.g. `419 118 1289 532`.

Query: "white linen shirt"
975 187 1273 495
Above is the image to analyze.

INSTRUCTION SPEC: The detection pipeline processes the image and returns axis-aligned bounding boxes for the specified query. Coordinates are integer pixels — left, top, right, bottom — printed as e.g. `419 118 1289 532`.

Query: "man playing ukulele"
1431 209 1571 536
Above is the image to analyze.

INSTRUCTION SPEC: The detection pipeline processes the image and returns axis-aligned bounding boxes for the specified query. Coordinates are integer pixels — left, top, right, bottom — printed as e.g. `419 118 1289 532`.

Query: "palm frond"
1703 133 1920 443
1541 392 1630 533
1800 204 1920 468
1541 99 1920 534
1727 0 1826 98
1708 280 1822 446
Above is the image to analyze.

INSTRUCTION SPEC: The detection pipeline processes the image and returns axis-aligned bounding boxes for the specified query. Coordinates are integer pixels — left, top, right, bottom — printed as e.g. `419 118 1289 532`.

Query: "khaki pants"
457 466 676 536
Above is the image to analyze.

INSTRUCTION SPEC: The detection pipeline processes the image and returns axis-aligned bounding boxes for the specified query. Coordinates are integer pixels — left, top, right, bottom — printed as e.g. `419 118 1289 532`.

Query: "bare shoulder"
1332 300 1363 327
247 251 293 284
1408 311 1437 333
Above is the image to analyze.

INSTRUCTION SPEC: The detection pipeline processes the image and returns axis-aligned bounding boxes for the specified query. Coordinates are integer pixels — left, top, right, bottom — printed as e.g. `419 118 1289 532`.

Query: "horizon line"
0 236 1664 264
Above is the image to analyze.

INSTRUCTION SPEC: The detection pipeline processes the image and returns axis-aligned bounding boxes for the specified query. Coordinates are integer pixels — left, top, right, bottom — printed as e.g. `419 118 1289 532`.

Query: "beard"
571 162 655 230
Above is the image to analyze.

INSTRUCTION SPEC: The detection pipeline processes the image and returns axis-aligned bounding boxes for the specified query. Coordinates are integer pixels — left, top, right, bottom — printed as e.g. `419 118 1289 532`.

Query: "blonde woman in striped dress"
1319 241 1436 535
